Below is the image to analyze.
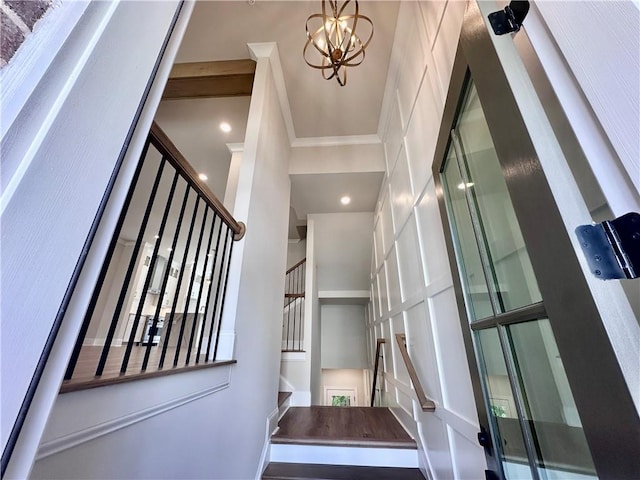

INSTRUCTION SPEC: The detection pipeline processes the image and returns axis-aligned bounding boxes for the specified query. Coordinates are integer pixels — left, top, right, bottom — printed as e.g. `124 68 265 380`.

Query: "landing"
272 407 416 449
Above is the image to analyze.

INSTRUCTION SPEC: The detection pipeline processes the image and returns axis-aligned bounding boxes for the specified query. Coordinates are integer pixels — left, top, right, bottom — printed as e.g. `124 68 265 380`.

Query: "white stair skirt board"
270 444 419 468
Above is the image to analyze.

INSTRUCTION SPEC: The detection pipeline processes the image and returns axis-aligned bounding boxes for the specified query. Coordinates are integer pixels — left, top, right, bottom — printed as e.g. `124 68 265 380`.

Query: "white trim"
281 351 306 362
247 42 296 145
430 406 480 447
1 0 89 140
245 43 384 150
324 386 358 406
522 4 639 215
0 2 30 35
255 407 279 480
270 443 419 468
1 3 195 476
318 290 370 299
1 0 119 215
213 331 236 360
291 134 381 148
36 379 230 460
226 142 244 153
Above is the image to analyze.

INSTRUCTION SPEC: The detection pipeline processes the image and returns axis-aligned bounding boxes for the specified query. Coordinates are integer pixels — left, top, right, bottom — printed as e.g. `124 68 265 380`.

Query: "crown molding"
247 42 296 145
226 142 244 153
291 134 382 148
246 42 388 150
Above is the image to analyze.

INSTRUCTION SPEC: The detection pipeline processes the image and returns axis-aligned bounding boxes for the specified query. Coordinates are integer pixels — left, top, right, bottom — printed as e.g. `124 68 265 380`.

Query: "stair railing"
395 333 436 412
283 258 306 351
62 122 245 390
370 338 386 406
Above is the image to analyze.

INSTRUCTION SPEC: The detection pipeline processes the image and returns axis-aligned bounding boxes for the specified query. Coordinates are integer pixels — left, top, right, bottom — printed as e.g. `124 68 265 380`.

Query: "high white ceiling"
175 1 400 139
154 1 398 233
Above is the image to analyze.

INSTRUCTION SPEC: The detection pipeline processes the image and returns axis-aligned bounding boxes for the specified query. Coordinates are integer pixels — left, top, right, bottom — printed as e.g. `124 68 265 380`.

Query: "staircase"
262 407 425 480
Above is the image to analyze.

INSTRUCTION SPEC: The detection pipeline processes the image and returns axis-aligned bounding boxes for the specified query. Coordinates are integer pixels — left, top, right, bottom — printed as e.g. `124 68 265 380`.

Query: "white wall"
286 239 306 269
312 212 374 291
30 42 292 480
321 369 368 407
321 304 368 369
1 1 189 476
368 1 487 479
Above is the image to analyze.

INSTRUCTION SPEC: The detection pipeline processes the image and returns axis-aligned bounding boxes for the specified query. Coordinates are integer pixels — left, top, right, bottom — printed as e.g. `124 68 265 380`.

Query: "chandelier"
303 1 374 87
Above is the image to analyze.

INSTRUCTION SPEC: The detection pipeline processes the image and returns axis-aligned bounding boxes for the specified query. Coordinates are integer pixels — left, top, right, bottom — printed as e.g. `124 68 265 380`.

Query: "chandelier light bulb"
303 0 374 86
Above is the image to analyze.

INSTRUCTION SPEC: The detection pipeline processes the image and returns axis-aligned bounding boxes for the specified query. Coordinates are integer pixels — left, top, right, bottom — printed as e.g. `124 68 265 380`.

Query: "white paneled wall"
367 1 486 478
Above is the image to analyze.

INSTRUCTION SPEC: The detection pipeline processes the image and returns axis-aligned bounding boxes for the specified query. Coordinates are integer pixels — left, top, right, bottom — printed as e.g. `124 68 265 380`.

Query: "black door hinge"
575 212 640 280
488 1 530 35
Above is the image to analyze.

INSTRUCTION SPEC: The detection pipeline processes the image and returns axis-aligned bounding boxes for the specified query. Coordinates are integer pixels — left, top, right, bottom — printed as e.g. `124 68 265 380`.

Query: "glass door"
440 80 596 480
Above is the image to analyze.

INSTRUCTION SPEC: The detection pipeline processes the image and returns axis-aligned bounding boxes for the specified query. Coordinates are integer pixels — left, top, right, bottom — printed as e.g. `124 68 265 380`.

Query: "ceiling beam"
162 60 256 99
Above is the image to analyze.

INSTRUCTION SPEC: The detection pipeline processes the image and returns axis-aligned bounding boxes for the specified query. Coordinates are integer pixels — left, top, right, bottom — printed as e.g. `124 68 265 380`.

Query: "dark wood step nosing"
271 437 417 450
262 462 425 480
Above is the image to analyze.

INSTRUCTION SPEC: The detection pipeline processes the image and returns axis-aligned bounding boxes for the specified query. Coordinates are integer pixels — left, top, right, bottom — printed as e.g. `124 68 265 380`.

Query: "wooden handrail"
149 122 246 240
395 334 436 412
370 338 386 407
286 257 306 275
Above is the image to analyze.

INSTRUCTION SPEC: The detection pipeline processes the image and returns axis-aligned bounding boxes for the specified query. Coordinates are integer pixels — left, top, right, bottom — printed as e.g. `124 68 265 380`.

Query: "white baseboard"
256 407 279 479
270 444 418 468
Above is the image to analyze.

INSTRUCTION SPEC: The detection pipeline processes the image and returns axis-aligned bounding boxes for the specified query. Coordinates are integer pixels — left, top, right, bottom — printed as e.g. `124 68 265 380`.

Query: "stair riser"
270 444 418 468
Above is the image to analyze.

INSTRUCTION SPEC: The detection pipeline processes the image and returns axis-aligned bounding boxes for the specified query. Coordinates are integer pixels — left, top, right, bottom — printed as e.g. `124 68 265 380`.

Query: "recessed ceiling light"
340 196 351 205
219 122 232 133
457 182 474 190
167 247 172 252
154 235 160 239
198 173 208 181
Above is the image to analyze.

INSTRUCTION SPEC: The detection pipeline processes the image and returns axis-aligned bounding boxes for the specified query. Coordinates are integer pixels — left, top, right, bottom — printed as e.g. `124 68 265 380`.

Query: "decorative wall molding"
431 406 479 446
36 378 231 460
255 406 279 480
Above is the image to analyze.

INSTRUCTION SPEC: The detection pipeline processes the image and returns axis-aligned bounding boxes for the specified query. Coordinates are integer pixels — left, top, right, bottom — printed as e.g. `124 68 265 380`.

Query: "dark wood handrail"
149 122 246 240
395 334 436 412
370 338 386 406
286 257 306 275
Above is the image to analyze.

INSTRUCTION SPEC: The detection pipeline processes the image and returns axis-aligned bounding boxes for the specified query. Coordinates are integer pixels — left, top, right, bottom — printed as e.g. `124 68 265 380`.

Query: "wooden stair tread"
272 407 416 449
262 462 425 480
270 436 416 449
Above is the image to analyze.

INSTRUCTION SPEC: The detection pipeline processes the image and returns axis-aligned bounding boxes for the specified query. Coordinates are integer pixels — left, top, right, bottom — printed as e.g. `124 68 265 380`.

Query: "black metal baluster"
212 228 234 361
292 266 297 351
197 216 224 363
64 138 150 380
298 262 303 350
185 215 217 364
205 224 231 361
296 263 301 350
287 268 292 350
95 156 167 377
159 196 200 369
300 262 306 350
302 262 306 350
174 207 209 366
121 168 179 374
140 173 185 371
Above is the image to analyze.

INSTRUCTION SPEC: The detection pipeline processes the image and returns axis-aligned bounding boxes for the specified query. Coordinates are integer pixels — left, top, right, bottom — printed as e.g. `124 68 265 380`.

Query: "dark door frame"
431 2 640 479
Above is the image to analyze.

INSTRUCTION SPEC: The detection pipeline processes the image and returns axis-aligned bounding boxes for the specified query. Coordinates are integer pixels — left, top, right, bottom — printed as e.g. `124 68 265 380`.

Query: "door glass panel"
477 328 529 478
507 319 596 478
442 145 494 321
453 83 542 313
